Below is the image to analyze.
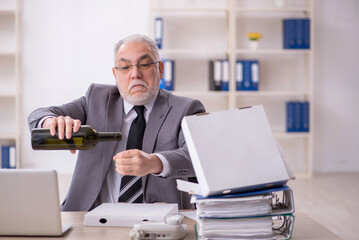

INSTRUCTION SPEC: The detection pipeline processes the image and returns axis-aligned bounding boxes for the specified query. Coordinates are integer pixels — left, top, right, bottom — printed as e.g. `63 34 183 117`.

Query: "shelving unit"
149 0 314 177
0 0 20 168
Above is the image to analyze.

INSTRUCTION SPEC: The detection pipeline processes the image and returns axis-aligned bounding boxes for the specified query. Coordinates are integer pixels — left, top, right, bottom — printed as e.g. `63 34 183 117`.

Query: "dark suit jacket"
28 84 205 211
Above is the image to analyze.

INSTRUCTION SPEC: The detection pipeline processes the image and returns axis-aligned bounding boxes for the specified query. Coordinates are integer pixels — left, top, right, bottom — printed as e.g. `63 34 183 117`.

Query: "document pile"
194 186 295 240
177 105 296 239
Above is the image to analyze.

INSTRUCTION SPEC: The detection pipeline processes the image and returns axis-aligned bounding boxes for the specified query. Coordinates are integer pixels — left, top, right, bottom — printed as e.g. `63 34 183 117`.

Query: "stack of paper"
196 195 272 218
193 186 295 240
198 217 274 240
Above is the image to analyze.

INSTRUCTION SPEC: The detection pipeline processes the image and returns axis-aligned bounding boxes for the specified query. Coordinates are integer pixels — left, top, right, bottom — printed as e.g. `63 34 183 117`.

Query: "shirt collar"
123 91 159 115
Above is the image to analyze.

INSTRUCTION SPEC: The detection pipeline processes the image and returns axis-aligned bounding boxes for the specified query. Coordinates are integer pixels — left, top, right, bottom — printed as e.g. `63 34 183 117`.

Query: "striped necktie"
118 105 145 203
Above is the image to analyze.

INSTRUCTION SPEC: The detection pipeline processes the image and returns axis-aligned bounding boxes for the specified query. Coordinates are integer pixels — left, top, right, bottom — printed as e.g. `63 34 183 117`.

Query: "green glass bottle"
31 125 122 150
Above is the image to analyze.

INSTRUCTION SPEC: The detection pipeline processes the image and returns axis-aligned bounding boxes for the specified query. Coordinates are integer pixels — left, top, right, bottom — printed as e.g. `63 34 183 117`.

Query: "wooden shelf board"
159 49 229 55
274 131 312 138
0 9 16 15
235 7 311 13
152 8 228 13
0 93 16 99
0 52 16 56
169 91 310 97
235 49 311 54
0 133 17 140
235 90 311 96
172 91 230 97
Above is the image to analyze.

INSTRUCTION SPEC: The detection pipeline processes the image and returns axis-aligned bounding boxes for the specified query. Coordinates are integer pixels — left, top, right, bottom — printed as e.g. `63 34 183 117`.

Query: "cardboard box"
177 105 294 197
84 203 178 227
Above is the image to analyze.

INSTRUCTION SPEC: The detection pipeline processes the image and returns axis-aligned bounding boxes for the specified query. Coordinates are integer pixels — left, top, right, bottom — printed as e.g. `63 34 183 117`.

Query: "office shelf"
0 0 20 168
149 0 314 176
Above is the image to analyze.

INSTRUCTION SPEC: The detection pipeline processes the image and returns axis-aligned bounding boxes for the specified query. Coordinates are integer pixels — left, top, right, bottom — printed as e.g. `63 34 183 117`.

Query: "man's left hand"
113 149 163 176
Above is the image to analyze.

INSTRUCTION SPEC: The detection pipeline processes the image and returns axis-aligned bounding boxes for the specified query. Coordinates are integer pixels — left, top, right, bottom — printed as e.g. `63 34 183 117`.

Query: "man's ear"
159 61 164 78
112 67 117 79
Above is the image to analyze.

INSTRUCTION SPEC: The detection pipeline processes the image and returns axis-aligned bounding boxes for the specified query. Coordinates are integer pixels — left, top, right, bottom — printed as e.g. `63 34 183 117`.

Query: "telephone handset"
129 214 187 240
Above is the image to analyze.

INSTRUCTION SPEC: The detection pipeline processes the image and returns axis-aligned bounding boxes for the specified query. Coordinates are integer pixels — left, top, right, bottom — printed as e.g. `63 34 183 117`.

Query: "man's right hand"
42 116 81 154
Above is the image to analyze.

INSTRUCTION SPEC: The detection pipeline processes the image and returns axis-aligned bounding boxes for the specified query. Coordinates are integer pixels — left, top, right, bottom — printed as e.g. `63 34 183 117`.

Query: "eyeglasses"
114 61 160 74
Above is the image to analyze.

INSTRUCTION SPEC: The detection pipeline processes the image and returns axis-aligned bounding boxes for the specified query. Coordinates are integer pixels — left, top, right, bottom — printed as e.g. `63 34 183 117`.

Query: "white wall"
21 0 150 173
20 0 359 174
313 0 359 172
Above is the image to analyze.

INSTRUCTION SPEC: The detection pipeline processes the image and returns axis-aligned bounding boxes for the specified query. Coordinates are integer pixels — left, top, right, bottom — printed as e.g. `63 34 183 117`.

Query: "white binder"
177 105 294 197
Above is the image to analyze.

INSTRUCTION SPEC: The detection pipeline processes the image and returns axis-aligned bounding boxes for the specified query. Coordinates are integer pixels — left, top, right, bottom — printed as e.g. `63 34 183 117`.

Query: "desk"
0 211 340 240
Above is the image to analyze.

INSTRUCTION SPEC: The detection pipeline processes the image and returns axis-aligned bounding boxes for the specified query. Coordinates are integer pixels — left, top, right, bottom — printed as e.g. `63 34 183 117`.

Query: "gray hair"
113 34 160 64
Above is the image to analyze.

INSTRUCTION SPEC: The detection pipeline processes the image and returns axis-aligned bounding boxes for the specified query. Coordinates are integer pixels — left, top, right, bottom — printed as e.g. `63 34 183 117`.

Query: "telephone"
129 214 187 240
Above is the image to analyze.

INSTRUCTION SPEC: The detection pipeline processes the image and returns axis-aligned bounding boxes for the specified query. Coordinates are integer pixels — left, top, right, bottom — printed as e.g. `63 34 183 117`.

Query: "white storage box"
84 203 178 227
177 105 294 197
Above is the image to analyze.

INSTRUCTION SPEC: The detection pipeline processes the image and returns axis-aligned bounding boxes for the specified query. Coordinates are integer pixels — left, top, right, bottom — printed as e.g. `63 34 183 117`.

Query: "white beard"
118 79 158 106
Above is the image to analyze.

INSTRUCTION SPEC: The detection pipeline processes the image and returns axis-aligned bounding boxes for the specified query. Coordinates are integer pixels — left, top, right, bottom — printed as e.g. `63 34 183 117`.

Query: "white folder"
177 105 293 197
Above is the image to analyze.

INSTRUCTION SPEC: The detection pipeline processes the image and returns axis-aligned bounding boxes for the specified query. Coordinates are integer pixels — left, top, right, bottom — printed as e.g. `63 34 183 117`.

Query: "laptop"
0 169 72 236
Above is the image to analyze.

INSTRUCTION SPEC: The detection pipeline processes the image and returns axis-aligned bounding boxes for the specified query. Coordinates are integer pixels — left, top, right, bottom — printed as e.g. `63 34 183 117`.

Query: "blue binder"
283 18 310 49
301 101 310 132
250 60 259 91
295 19 305 48
303 19 310 49
1 145 16 169
1 146 10 168
236 60 244 91
220 59 229 91
283 19 296 49
242 61 252 91
236 60 260 91
209 60 222 91
294 101 302 132
286 102 295 132
154 17 163 49
296 19 310 49
160 59 174 91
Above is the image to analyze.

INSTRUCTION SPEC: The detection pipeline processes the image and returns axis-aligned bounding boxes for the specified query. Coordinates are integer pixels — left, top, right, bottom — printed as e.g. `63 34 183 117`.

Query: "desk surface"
0 211 340 240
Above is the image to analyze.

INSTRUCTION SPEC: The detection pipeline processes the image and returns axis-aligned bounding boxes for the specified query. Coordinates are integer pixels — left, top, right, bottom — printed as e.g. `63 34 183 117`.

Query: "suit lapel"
101 89 124 181
142 91 172 193
143 90 171 153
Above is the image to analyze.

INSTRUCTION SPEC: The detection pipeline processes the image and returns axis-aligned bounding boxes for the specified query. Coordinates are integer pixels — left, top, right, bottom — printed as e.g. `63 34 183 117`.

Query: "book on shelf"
286 102 295 132
1 145 16 169
209 60 222 91
160 59 174 91
154 17 163 49
208 59 231 92
301 101 309 132
286 101 310 132
236 60 260 91
294 101 301 131
220 59 229 91
283 18 310 49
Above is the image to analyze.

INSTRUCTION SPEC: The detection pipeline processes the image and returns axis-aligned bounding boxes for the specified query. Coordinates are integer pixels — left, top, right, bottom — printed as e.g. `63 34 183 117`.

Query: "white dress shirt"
98 94 170 203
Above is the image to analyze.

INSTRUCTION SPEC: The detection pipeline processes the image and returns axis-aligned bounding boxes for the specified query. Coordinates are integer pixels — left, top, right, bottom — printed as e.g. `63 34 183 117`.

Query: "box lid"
84 203 178 227
178 105 292 197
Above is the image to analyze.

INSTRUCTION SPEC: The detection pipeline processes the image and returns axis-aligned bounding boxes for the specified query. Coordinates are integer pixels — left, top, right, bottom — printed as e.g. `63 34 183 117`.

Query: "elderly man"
28 34 205 211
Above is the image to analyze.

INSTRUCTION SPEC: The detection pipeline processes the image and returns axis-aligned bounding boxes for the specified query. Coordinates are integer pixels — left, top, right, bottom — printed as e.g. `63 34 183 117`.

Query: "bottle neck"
97 132 122 141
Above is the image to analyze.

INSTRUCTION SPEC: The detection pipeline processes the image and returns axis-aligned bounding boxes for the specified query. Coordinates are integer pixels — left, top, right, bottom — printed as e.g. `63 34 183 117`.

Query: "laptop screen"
0 169 71 236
